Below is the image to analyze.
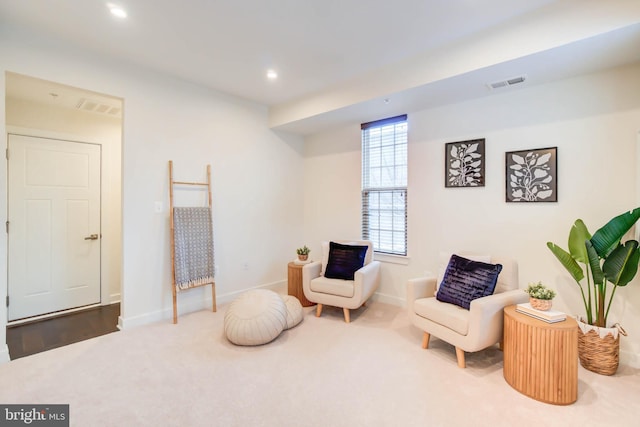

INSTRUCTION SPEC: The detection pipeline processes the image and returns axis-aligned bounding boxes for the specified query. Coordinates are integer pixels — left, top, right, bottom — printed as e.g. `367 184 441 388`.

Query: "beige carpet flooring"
1 299 639 427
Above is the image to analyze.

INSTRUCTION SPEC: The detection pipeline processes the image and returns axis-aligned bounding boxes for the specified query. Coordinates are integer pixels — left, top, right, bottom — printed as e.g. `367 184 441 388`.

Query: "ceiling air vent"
76 98 121 117
487 75 527 90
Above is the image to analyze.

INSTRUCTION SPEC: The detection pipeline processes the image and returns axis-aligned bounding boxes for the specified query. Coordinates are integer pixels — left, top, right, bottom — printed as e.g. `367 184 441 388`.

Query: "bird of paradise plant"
547 208 640 327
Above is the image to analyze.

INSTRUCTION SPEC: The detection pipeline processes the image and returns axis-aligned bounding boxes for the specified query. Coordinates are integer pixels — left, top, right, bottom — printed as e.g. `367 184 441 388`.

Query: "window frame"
361 115 408 256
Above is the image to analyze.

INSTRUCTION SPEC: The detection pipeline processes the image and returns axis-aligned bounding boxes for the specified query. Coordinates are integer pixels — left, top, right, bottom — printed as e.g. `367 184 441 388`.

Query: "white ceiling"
1 0 639 135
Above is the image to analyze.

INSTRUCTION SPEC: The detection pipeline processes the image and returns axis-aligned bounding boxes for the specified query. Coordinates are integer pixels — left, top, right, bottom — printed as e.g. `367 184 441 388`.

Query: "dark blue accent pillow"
436 254 503 309
324 242 368 280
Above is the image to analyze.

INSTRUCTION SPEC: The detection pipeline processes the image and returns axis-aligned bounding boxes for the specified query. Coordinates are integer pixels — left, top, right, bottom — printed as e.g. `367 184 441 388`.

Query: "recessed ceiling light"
107 3 127 19
266 70 278 80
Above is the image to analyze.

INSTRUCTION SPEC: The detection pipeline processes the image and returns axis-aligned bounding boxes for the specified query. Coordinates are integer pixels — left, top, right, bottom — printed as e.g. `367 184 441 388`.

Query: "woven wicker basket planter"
577 318 626 376
529 297 552 311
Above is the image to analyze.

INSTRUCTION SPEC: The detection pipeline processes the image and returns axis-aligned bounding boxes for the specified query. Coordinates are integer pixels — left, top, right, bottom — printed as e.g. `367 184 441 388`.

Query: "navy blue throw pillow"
324 242 368 280
436 254 503 310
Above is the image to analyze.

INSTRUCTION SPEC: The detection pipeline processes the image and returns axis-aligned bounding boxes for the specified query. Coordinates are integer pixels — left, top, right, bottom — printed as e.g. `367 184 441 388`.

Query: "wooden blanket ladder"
169 160 217 324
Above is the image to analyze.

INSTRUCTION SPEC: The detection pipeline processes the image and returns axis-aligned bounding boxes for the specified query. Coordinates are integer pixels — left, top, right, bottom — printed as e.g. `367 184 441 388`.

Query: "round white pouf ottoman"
282 295 304 330
224 289 287 346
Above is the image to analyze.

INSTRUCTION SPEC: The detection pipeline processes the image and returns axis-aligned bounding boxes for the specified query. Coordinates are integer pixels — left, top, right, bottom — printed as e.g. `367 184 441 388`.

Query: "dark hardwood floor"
6 303 120 360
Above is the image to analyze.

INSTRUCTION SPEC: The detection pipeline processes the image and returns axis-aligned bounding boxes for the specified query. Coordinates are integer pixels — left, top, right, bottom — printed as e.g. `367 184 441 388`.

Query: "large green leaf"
586 240 605 285
603 240 640 287
591 208 640 258
568 219 591 263
547 242 584 282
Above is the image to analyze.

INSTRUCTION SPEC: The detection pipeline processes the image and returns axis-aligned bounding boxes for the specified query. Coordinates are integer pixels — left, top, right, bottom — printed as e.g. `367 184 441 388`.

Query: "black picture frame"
444 138 485 187
505 147 557 202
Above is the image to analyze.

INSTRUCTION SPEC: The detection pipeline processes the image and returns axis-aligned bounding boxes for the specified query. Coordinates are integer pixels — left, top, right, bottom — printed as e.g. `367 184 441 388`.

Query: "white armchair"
407 253 528 368
302 240 380 323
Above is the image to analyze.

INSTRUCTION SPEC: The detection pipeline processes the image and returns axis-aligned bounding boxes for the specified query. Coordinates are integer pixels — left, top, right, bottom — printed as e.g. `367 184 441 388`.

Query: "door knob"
84 234 99 240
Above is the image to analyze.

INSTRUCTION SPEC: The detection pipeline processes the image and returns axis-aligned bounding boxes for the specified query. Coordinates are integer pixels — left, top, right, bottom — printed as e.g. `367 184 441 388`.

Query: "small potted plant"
524 282 556 311
296 245 310 262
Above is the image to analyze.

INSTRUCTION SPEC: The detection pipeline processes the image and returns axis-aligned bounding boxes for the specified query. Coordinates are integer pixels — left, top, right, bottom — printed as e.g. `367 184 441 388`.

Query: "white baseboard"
119 307 173 330
109 293 121 304
118 280 287 330
372 291 405 308
0 344 10 365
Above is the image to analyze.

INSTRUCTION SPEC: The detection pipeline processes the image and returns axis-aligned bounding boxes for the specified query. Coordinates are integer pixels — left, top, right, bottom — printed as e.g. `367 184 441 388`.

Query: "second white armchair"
407 252 528 368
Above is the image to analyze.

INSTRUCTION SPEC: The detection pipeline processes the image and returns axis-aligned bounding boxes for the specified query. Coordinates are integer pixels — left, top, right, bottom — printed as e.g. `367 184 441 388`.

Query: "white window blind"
361 115 407 256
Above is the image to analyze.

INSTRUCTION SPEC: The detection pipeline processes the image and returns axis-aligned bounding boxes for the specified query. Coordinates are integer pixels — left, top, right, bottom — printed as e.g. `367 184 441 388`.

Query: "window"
361 115 407 256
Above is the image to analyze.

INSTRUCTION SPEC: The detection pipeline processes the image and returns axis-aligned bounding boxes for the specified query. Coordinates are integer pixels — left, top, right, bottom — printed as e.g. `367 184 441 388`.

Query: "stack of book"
515 303 567 323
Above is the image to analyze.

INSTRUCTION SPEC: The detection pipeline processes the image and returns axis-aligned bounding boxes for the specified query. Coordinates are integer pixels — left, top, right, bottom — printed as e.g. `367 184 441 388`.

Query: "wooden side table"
287 262 314 307
503 305 578 405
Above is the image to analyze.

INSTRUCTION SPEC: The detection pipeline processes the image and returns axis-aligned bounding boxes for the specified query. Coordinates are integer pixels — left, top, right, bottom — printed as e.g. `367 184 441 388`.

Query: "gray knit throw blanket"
173 207 215 290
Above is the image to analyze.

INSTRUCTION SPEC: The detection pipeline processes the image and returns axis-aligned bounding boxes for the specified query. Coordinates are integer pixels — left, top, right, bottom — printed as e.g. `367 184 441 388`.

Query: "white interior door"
7 134 101 321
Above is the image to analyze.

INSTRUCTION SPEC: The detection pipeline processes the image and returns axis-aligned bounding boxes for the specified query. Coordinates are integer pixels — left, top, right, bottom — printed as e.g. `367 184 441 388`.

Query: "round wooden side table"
287 262 314 307
503 305 578 405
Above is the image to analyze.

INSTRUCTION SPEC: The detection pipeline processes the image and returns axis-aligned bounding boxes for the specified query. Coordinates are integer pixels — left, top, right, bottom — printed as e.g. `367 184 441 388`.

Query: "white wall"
120 80 305 327
303 63 640 367
0 31 305 362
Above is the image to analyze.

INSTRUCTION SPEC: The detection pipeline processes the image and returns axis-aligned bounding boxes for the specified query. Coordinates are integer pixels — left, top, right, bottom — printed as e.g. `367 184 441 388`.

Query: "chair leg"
316 304 323 317
455 347 466 368
343 308 350 323
421 332 430 349
499 339 504 351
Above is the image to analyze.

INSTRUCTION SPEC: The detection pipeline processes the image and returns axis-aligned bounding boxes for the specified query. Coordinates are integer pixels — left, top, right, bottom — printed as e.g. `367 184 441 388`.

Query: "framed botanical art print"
505 147 557 202
445 138 485 187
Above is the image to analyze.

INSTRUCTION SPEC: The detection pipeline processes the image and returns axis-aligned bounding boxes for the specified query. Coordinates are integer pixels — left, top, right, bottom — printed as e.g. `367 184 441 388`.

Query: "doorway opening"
4 72 123 356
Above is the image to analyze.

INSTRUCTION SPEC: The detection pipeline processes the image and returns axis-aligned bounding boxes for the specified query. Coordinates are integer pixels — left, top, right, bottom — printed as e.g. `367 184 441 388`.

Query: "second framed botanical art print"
505 147 557 202
445 139 485 187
